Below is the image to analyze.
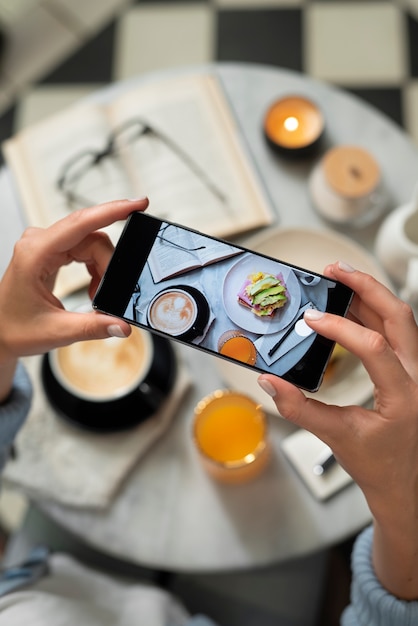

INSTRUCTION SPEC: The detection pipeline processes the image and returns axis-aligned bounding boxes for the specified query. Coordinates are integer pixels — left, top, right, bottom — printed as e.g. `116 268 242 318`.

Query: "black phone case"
93 212 353 392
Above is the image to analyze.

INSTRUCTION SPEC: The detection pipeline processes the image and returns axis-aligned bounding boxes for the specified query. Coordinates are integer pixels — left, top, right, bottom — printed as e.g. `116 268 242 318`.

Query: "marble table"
2 62 418 573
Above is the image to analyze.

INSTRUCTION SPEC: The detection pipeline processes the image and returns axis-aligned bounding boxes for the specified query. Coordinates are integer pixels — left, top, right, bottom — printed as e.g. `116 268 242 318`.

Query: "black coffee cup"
42 328 176 432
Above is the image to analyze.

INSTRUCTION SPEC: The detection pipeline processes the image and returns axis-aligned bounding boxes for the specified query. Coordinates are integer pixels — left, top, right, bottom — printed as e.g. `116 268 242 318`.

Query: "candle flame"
284 116 299 132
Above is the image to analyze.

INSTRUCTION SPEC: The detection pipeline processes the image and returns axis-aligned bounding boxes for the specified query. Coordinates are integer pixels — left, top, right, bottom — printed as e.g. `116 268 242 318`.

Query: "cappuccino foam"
149 291 196 336
54 328 151 400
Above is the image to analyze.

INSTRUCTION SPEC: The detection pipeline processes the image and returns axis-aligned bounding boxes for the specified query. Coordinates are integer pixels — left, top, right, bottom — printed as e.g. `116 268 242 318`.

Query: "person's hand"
258 261 418 600
0 198 148 399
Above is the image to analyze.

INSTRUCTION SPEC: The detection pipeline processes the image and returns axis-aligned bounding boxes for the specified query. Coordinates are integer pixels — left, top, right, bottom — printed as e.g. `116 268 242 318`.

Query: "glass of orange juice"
193 390 270 484
217 330 257 366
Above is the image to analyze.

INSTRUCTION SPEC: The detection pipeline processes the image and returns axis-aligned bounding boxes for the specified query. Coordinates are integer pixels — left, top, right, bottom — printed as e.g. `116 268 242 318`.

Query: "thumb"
257 374 344 444
52 310 132 347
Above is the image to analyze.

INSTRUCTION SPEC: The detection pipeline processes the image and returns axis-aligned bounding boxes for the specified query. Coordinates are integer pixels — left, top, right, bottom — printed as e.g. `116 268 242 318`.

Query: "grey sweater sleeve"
0 362 32 471
341 525 418 626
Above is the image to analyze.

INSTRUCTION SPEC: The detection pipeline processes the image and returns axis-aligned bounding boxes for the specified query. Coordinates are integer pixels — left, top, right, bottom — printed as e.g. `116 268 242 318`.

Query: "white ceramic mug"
375 197 418 305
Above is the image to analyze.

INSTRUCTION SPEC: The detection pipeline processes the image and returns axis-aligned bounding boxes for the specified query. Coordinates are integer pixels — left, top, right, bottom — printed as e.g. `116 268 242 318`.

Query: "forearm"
342 526 418 626
372 514 418 601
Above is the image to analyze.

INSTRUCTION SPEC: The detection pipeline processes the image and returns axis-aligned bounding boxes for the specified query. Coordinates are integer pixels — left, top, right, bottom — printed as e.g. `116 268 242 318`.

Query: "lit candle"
263 95 324 155
193 390 270 484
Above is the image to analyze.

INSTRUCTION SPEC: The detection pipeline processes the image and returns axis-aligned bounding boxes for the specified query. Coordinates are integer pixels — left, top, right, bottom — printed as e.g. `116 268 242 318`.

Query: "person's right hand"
258 262 418 600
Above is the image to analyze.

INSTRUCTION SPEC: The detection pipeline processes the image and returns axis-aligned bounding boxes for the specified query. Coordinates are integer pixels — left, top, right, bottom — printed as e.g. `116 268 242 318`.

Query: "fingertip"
304 309 325 322
337 260 356 273
323 263 336 277
257 376 277 398
107 324 131 338
83 311 132 340
127 196 149 210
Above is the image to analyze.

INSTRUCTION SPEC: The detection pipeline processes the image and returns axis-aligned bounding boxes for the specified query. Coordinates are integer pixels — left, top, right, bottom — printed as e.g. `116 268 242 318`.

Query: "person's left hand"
0 198 148 364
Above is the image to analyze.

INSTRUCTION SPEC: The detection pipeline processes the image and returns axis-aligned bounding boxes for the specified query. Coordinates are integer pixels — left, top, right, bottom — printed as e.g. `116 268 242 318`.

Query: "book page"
196 238 242 267
3 72 274 292
107 73 274 238
3 104 133 295
148 227 200 282
4 103 133 229
148 223 242 283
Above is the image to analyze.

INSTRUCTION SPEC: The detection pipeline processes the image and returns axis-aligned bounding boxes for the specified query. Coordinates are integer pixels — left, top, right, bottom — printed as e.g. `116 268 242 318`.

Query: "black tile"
135 0 208 3
0 106 16 167
345 87 404 129
216 9 303 72
407 13 418 78
41 21 116 84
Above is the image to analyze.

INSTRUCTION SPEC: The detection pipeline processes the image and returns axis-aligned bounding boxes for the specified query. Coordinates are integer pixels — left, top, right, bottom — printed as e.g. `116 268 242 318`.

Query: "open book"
4 73 278 232
3 72 274 295
148 225 243 283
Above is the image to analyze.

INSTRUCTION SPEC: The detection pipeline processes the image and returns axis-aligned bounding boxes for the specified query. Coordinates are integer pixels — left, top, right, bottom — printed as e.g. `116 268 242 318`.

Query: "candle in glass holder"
193 390 270 484
263 95 324 155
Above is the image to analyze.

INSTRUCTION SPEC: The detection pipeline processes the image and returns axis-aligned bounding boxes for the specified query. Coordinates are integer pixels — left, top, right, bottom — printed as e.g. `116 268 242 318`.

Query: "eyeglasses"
156 223 206 253
57 117 227 210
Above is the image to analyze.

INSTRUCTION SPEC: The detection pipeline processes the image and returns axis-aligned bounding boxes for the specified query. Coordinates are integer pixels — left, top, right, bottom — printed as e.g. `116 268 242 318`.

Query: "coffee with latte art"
51 327 152 401
148 289 197 336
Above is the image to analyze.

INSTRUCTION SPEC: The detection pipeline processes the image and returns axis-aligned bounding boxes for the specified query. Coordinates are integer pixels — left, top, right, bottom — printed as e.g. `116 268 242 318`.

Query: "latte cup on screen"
147 288 198 337
49 326 153 403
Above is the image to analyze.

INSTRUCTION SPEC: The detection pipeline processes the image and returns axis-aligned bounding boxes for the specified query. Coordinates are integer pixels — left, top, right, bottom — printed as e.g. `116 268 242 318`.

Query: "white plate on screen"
222 253 301 334
216 226 391 413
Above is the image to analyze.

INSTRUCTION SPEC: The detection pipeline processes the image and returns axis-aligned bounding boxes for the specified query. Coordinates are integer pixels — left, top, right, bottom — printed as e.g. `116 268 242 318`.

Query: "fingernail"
128 196 147 202
108 324 128 338
338 261 355 273
304 309 325 321
257 377 277 398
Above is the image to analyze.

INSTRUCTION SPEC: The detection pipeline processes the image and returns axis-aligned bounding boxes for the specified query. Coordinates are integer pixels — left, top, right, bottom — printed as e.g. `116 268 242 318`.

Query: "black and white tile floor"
0 0 418 169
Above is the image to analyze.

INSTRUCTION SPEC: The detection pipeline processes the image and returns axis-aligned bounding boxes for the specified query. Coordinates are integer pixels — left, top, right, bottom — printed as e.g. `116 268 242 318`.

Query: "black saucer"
158 284 210 342
42 334 177 433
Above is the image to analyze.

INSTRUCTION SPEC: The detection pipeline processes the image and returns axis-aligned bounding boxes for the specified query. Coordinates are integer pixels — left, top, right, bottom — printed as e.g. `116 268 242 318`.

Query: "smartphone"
93 212 354 392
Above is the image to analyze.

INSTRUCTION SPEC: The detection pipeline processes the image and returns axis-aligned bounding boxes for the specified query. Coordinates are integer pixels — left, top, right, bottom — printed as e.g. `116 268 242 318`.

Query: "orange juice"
193 390 270 483
218 331 257 366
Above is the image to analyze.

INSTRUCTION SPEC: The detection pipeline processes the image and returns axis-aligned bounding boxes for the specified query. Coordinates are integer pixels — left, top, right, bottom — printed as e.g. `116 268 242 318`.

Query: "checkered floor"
1 0 418 169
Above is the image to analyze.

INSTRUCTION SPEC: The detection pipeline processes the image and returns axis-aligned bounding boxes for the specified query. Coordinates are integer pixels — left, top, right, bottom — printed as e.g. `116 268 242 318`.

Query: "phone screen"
93 212 353 392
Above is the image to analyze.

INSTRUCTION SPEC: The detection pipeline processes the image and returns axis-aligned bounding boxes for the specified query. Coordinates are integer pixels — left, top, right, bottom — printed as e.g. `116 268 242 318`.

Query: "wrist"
344 526 418 624
372 510 418 600
0 358 18 404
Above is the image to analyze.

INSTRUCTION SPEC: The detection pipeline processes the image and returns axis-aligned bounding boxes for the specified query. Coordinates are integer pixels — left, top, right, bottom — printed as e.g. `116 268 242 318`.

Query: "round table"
2 62 418 572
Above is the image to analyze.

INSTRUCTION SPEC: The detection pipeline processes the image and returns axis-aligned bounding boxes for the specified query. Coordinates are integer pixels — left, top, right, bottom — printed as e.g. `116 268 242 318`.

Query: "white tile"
404 81 418 147
15 85 101 131
0 0 41 27
305 3 406 86
1 4 80 89
114 4 215 80
47 0 133 36
214 0 304 7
